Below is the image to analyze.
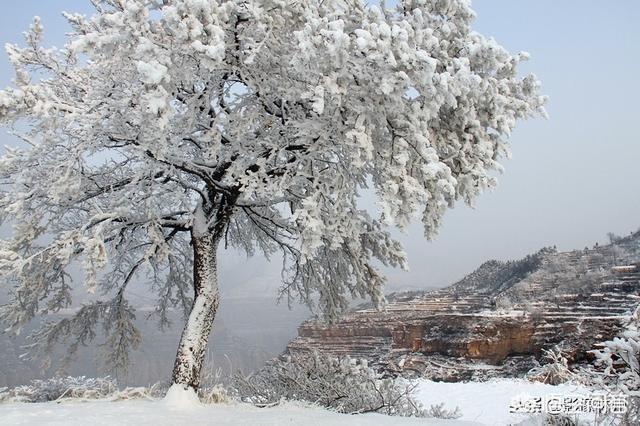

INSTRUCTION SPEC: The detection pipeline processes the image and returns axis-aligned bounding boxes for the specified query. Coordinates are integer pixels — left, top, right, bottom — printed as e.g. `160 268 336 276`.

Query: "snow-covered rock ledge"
0 398 479 426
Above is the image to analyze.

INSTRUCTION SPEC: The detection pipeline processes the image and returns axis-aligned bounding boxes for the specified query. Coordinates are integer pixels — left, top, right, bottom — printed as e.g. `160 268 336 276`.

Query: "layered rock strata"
287 232 640 380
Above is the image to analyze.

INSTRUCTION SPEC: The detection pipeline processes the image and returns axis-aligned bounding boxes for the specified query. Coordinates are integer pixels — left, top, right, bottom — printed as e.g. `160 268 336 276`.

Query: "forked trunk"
171 231 220 390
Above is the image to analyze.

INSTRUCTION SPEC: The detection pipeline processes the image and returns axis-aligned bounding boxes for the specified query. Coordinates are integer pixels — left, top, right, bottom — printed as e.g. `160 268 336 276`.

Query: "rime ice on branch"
0 0 545 389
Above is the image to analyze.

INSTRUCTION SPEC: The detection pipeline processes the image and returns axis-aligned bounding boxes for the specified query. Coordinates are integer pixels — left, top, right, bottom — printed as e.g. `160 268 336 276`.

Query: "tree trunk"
171 231 220 390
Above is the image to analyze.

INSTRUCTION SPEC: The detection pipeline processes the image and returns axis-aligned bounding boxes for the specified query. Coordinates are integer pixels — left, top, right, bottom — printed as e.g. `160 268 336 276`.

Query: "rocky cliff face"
286 232 640 381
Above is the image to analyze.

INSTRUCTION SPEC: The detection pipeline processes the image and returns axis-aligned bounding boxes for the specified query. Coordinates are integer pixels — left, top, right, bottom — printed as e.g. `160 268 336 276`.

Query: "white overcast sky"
0 1 638 295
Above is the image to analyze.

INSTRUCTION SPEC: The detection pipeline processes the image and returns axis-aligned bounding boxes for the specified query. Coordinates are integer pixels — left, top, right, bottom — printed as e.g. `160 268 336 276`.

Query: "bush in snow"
527 347 581 385
0 376 117 403
198 385 232 404
0 376 164 403
589 308 640 395
582 306 640 424
422 402 462 419
526 413 587 426
232 352 460 418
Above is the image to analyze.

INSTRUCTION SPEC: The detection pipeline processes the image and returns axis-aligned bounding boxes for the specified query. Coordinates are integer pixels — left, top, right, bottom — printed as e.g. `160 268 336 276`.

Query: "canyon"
287 231 640 381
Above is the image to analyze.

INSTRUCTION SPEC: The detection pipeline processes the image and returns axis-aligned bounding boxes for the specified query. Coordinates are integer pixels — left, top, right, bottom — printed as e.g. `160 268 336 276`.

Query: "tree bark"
171 231 220 390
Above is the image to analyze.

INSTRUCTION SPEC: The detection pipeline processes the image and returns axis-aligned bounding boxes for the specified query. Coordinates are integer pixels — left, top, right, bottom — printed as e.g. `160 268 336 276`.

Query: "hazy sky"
0 1 638 295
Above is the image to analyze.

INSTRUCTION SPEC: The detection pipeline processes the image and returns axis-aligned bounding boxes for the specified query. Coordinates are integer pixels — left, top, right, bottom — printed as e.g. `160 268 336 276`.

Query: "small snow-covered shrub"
232 352 460 418
199 385 232 404
423 402 462 419
0 376 117 403
580 306 640 424
196 352 233 404
527 347 579 385
113 383 165 401
0 376 165 403
589 309 640 395
531 413 585 426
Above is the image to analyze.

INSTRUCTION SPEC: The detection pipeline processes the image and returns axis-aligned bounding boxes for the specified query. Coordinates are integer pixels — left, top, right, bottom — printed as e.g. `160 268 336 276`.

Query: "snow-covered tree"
0 0 545 390
585 306 640 423
590 307 640 396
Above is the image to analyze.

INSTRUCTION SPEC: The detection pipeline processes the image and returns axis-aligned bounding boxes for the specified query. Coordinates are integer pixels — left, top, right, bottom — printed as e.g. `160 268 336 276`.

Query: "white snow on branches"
0 0 544 372
589 306 640 396
136 60 169 85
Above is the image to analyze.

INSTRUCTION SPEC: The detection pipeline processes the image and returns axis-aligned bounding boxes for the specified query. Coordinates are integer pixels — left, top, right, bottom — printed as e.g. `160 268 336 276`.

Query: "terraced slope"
286 231 640 380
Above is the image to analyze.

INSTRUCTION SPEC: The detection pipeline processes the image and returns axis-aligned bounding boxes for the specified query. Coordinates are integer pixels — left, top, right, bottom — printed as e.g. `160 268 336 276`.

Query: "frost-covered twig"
232 352 460 419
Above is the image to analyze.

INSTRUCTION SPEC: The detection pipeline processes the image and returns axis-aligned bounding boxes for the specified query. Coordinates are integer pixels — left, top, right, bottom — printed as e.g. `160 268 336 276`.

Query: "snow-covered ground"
0 379 598 426
0 398 478 426
415 378 594 425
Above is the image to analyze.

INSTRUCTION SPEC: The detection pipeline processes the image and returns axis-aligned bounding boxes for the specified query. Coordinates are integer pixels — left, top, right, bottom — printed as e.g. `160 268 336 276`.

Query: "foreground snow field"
415 379 593 425
0 398 479 426
0 379 600 426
